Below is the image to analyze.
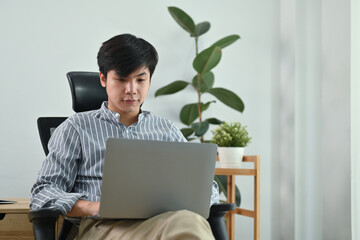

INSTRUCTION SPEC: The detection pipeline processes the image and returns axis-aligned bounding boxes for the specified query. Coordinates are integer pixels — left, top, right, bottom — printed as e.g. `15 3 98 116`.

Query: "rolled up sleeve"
30 121 86 215
210 181 220 205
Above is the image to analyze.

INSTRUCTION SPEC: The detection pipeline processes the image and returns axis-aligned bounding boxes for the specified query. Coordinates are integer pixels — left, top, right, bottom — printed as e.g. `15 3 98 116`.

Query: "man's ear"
99 72 106 87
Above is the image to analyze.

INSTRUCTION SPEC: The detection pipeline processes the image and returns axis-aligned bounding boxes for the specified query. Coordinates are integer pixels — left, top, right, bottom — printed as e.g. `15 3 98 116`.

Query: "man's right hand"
67 199 100 217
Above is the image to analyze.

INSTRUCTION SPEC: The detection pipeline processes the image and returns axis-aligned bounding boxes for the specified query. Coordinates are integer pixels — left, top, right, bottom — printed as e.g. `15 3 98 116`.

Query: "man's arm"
67 200 100 217
30 120 85 215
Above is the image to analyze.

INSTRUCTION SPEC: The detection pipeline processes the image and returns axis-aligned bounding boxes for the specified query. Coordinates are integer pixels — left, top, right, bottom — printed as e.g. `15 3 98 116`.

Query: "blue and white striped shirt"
30 102 219 214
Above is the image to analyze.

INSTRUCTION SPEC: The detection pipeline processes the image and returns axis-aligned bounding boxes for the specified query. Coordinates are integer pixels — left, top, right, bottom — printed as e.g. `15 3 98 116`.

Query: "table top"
0 198 30 214
215 167 256 176
215 161 257 176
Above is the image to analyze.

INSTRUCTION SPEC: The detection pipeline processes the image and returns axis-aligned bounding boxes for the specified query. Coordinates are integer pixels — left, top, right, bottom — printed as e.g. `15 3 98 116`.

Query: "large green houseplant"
155 6 243 206
155 6 244 143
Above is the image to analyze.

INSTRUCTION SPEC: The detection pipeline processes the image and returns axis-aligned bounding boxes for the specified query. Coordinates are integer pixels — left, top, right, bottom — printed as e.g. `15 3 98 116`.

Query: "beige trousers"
76 210 215 240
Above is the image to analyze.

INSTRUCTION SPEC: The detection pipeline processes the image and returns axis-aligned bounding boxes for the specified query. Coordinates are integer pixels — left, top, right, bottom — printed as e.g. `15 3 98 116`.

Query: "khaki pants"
76 210 215 240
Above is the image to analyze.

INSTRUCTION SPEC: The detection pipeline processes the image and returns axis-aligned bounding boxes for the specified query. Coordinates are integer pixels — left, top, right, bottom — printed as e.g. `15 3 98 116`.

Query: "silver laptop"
98 138 217 220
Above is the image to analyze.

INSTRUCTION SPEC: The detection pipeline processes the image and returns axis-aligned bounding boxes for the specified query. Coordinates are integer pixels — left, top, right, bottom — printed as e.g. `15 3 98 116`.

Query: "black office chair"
29 72 235 240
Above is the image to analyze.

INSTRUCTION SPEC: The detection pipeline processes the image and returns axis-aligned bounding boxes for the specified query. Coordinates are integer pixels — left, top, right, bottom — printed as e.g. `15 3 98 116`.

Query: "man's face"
99 66 151 117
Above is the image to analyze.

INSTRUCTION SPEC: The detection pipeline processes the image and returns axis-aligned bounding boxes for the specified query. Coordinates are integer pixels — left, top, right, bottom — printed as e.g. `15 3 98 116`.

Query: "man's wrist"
67 199 100 217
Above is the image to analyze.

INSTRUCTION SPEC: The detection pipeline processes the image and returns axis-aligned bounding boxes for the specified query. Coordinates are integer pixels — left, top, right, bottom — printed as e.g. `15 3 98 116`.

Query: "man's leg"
76 210 214 240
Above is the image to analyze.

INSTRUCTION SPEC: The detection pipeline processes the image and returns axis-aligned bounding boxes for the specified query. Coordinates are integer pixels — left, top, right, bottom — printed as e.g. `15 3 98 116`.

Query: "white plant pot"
218 147 245 167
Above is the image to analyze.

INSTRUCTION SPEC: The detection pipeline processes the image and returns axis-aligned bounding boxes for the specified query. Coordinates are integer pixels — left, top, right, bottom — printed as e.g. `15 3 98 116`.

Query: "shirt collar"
100 101 146 125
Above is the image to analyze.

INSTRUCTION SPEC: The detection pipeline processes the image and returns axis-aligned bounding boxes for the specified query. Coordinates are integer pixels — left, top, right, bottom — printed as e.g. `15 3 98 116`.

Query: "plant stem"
195 37 204 143
197 80 204 143
195 37 199 55
197 75 202 122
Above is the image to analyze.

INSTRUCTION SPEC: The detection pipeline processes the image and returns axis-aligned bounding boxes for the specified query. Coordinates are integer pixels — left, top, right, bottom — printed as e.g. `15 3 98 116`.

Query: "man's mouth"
123 99 138 104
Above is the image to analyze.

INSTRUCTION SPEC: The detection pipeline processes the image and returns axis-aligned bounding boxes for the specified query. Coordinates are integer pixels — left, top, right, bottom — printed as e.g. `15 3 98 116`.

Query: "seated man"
30 33 219 240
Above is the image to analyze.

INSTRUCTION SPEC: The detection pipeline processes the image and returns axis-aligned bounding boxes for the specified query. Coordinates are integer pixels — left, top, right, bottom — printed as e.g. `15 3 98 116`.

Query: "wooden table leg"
254 156 260 240
227 175 236 240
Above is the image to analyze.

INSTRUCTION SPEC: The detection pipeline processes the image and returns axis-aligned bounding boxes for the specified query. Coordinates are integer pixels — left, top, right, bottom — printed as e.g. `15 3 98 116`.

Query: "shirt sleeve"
169 124 187 142
210 181 220 205
170 123 220 205
30 120 86 215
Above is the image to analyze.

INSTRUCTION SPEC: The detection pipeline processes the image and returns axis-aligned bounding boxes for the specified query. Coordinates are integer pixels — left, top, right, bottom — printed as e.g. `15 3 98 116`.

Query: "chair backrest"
38 71 107 156
37 117 68 156
66 71 107 113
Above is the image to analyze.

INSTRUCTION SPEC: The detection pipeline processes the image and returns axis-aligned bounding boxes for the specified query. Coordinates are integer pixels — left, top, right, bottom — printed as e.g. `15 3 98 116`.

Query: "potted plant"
211 121 252 167
211 121 251 207
155 6 243 143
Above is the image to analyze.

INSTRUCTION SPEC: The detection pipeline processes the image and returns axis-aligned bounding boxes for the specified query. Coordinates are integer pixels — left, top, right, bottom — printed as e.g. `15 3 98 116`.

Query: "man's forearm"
67 199 100 217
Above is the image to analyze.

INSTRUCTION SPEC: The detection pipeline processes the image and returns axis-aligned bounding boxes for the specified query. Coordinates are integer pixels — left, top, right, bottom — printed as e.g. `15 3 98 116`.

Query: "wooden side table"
0 198 33 239
215 155 260 240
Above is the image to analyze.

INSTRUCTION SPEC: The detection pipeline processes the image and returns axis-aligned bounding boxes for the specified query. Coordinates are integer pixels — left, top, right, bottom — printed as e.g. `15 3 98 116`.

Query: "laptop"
98 138 217 220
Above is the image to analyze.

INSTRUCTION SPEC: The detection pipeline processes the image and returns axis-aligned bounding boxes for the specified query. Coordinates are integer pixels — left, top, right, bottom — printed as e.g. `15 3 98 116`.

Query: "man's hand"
67 199 100 217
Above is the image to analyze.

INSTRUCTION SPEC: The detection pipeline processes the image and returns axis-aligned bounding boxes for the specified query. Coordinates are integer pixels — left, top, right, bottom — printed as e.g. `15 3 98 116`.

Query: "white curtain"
295 0 323 239
275 0 351 239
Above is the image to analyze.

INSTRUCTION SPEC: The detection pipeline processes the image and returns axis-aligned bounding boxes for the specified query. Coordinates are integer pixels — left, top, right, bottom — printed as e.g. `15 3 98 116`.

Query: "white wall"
0 0 276 239
352 0 360 239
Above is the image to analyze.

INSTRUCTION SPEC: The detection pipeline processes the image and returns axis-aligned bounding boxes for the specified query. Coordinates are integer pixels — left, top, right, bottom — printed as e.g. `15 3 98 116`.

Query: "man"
30 34 219 239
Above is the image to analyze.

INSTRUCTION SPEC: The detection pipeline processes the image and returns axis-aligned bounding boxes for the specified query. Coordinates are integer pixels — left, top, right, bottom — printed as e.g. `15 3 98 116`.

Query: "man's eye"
137 79 145 82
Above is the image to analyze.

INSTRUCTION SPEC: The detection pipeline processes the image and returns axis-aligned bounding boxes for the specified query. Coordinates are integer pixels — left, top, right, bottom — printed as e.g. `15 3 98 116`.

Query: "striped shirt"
30 102 219 215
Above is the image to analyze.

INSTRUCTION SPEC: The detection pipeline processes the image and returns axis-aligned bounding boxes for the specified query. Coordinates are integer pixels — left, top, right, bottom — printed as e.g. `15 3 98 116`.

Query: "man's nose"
125 81 136 94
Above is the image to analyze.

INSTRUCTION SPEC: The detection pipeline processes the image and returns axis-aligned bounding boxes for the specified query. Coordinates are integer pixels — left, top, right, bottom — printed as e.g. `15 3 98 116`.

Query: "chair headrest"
67 71 108 112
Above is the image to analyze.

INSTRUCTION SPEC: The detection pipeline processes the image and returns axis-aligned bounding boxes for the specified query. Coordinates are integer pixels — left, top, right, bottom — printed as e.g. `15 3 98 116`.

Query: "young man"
30 34 219 239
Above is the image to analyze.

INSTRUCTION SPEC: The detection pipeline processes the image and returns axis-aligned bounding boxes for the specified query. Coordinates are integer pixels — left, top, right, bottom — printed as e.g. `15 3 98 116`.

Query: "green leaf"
205 118 223 125
179 102 215 125
215 175 241 207
191 72 214 92
193 47 222 74
193 22 211 37
168 7 196 35
206 88 244 112
180 103 199 125
180 128 195 138
215 175 227 196
191 121 209 137
202 101 215 112
235 185 241 206
210 34 240 49
186 137 196 142
155 80 189 97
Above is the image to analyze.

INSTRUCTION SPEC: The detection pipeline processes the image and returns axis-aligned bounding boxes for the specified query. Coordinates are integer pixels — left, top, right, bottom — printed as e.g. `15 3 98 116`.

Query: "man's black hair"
97 34 159 78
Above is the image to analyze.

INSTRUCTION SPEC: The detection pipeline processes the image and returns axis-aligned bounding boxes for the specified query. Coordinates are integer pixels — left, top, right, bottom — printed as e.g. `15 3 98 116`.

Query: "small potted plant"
211 121 251 167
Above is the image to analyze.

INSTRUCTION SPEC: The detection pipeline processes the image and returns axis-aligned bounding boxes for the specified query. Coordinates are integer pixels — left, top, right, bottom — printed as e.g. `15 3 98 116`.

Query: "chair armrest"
210 203 236 214
207 203 236 240
28 208 61 240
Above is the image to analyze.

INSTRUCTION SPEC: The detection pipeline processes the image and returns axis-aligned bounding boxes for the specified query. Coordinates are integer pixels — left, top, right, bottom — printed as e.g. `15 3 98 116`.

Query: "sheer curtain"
275 0 351 239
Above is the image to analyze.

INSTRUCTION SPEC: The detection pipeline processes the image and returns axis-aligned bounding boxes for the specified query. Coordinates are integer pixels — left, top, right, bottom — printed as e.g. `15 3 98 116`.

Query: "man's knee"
169 210 213 232
171 210 206 223
160 210 214 239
